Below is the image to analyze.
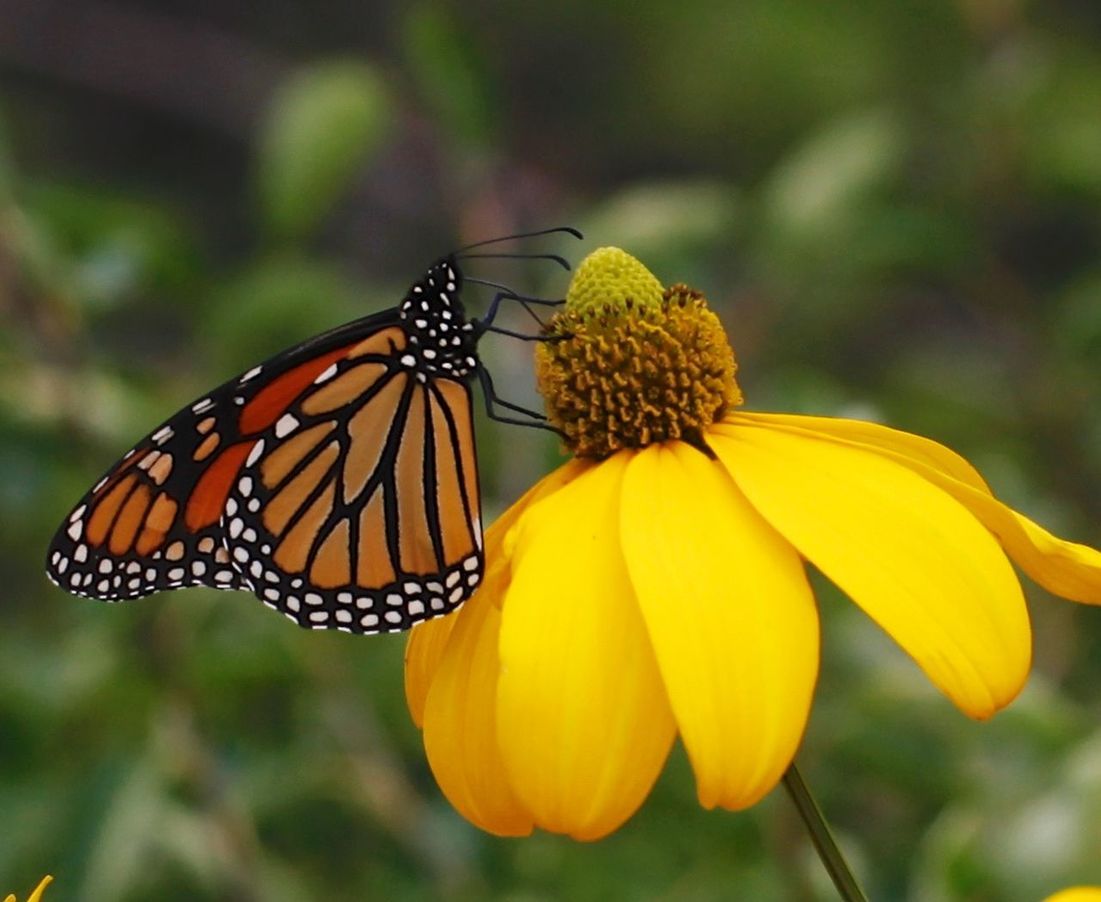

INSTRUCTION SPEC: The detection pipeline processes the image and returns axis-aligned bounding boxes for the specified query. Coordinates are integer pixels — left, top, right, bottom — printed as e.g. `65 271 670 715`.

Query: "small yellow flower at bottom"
1044 890 1101 902
405 247 1101 840
4 876 52 902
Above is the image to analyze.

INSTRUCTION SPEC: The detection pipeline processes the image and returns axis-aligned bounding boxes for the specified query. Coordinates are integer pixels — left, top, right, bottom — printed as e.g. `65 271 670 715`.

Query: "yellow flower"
405 248 1101 840
1044 890 1101 902
4 876 52 902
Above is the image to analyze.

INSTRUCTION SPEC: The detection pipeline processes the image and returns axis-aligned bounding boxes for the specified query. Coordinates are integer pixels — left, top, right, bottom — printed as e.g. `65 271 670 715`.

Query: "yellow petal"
404 608 458 729
421 580 534 837
404 459 592 725
496 452 676 840
731 412 1101 605
1044 889 1101 902
620 443 819 810
711 421 1031 719
28 878 53 902
728 412 992 490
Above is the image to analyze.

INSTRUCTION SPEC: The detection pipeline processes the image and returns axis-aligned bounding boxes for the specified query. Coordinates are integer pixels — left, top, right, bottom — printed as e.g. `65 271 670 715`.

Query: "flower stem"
781 763 868 902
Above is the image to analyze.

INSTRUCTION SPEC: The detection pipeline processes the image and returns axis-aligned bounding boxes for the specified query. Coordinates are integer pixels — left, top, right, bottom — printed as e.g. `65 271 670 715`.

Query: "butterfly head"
398 256 479 380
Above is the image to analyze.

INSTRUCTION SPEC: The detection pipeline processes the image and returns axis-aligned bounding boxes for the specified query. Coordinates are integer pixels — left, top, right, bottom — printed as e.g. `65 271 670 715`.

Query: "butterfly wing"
45 388 256 600
223 322 484 634
47 307 485 634
45 309 408 604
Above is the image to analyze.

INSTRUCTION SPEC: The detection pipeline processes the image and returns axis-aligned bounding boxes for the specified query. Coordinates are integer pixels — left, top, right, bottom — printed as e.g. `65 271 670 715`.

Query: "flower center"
535 247 743 459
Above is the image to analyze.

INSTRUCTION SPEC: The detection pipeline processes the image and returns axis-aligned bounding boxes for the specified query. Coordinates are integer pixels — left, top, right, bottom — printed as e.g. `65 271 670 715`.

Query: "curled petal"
497 453 676 840
422 582 534 837
712 421 1031 719
621 443 819 809
404 610 457 729
730 412 1101 605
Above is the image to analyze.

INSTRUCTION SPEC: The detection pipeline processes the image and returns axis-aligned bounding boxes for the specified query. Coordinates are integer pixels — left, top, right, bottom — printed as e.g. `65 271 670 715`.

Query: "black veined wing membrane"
46 228 581 634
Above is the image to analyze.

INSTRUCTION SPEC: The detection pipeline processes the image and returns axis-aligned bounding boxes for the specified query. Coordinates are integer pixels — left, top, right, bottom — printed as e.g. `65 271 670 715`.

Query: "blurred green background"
3 1 1101 899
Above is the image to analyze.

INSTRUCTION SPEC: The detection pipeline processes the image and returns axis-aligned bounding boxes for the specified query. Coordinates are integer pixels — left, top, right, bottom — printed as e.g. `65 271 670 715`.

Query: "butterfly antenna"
466 275 567 301
452 226 583 254
457 251 572 270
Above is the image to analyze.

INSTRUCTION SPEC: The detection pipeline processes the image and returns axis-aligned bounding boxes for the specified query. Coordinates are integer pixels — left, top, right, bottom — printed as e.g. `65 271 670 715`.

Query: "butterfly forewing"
46 392 255 600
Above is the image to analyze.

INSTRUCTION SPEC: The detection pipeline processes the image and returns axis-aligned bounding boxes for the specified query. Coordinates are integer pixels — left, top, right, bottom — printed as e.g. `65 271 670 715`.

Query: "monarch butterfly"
45 228 580 634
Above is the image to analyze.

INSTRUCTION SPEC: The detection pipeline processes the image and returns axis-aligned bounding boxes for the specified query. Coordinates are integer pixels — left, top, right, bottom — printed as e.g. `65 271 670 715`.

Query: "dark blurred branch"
302 645 476 898
158 697 266 902
0 0 286 137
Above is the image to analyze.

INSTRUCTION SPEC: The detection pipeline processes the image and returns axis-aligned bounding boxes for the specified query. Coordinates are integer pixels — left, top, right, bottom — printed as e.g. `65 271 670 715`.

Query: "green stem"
781 763 868 902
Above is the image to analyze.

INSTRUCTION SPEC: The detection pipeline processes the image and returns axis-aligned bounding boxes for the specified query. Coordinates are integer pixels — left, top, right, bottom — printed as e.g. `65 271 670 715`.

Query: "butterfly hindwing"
222 321 485 634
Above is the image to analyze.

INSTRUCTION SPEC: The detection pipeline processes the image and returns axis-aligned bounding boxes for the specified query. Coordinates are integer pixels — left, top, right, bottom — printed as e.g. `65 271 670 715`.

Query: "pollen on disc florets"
536 249 742 459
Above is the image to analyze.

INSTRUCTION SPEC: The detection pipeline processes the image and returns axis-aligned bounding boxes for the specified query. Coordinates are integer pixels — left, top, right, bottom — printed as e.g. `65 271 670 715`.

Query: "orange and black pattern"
46 258 484 634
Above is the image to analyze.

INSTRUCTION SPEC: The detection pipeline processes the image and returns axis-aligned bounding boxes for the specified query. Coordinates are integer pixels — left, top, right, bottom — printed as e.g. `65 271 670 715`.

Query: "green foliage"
402 5 498 149
257 61 392 240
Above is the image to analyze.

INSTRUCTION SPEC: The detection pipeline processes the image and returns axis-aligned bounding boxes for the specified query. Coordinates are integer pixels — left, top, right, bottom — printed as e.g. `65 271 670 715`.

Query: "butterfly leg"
476 365 546 419
476 366 564 436
478 290 564 331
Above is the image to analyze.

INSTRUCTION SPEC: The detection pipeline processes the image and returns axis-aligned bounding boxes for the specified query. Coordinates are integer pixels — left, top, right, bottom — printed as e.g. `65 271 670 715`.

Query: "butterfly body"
47 256 486 634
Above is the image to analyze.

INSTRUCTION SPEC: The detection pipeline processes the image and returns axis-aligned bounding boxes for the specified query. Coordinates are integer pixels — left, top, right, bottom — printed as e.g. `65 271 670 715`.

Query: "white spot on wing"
246 439 265 467
275 414 299 438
